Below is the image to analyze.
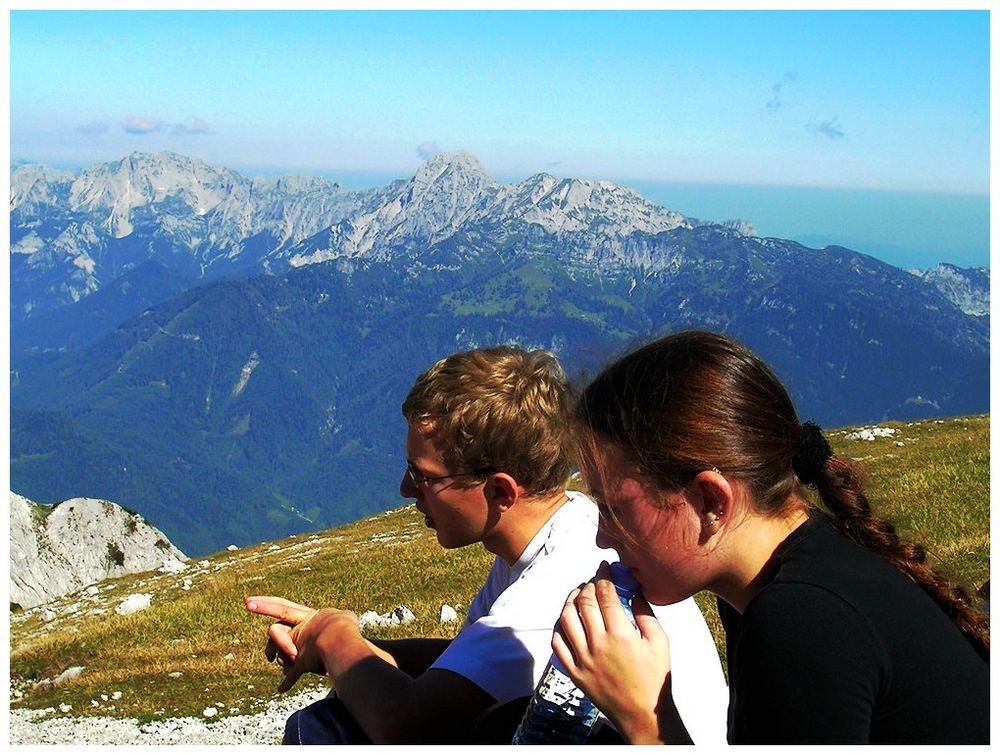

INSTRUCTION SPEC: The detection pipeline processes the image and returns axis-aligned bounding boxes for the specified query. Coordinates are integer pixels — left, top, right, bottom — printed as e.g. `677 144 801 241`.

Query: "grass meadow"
9 414 989 721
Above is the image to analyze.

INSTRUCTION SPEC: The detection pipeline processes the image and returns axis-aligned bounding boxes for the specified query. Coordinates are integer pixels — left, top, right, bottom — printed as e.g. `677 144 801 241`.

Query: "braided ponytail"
812 451 989 661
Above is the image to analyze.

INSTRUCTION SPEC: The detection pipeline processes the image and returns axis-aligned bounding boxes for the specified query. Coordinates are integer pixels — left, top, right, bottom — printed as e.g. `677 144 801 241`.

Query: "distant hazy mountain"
9 151 989 555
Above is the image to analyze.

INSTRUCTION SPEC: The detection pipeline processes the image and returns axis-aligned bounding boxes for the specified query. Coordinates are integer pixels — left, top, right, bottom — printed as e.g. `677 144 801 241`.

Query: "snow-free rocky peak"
9 492 188 609
910 263 990 317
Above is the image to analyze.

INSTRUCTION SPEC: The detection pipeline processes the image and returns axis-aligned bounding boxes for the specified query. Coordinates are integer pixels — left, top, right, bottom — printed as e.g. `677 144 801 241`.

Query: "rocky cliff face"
910 263 990 317
9 492 187 609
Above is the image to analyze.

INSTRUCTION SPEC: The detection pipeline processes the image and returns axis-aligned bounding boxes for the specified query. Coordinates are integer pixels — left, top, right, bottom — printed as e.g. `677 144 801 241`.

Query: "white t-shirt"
430 491 729 744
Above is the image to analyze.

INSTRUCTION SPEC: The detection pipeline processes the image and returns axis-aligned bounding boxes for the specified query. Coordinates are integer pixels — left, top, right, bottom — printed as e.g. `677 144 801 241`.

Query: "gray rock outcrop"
9 492 187 609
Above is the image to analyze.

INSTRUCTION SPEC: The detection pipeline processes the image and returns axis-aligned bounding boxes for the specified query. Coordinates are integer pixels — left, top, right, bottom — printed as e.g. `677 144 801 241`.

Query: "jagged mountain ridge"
11 151 711 319
9 491 187 610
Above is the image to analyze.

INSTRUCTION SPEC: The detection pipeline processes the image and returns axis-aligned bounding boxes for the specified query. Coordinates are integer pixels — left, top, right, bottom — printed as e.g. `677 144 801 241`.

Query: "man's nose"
400 470 418 499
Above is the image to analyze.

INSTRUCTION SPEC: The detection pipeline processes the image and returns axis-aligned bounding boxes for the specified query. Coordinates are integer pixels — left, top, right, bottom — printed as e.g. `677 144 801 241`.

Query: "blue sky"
9 9 990 267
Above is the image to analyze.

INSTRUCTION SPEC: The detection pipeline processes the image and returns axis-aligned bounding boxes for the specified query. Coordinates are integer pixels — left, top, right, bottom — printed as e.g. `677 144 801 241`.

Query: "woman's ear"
690 469 734 542
485 472 521 513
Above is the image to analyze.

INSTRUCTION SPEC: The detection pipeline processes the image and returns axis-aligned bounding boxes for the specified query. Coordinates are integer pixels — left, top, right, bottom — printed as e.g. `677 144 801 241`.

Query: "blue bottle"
511 562 640 744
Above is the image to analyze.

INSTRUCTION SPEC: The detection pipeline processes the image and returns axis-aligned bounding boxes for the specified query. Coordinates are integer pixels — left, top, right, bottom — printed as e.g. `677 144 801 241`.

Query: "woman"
554 331 988 744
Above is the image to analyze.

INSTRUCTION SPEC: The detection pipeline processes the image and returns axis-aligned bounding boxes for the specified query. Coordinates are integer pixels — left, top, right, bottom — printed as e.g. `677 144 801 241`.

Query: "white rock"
198 560 210 567
115 593 152 616
58 704 72 713
111 691 122 700
158 558 188 574
389 605 415 624
357 610 390 629
85 586 100 595
439 604 458 623
41 609 57 622
52 666 85 686
844 426 897 441
223 653 235 661
167 672 183 678
8 492 186 609
226 545 238 552
203 707 218 718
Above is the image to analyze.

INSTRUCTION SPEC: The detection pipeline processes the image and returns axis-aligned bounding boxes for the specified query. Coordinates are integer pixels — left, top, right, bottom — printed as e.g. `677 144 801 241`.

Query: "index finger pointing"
245 596 315 624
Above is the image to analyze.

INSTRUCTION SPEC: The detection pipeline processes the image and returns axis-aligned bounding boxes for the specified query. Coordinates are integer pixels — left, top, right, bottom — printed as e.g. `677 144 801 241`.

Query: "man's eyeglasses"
405 461 493 487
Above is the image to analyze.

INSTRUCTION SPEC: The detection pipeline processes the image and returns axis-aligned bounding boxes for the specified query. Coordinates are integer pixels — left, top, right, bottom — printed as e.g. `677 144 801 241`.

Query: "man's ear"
485 472 520 513
690 469 734 542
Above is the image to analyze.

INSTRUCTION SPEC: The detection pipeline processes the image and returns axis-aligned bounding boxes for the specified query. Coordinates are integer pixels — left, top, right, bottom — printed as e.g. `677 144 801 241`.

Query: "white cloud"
416 141 441 159
122 114 166 134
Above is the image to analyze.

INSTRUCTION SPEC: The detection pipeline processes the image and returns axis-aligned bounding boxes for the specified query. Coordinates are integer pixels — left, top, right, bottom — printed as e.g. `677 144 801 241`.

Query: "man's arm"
247 597 494 743
292 608 496 743
368 637 451 678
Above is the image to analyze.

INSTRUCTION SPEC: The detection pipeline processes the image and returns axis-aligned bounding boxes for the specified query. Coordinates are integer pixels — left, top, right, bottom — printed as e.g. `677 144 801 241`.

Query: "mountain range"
10 151 990 555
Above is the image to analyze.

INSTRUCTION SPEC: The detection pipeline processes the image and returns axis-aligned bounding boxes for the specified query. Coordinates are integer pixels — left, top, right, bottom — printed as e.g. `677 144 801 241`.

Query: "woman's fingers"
593 575 636 636
573 582 609 642
630 592 668 647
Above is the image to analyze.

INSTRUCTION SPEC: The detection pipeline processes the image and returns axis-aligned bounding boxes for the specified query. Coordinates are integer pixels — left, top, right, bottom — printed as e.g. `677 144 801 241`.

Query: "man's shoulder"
551 490 599 531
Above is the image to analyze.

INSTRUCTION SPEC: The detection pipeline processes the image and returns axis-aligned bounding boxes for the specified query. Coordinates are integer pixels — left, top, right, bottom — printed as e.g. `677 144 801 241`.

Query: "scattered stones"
439 604 458 623
358 605 416 629
845 426 897 441
115 593 152 616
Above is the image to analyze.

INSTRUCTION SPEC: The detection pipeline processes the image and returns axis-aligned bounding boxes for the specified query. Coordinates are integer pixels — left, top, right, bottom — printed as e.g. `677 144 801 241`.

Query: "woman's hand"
551 565 690 744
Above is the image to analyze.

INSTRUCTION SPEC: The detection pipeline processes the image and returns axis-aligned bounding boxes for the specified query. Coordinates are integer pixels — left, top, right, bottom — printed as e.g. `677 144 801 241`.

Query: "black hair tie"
793 421 833 487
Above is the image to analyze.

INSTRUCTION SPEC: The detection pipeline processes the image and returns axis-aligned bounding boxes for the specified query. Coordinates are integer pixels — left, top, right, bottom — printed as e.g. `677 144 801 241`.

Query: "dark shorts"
282 694 625 745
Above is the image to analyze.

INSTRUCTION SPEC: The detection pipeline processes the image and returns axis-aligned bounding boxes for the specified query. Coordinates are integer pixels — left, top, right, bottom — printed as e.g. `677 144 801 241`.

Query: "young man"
246 346 727 745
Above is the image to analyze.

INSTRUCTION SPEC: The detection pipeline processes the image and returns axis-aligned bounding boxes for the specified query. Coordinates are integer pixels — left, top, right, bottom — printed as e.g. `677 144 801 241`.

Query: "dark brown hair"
575 330 988 658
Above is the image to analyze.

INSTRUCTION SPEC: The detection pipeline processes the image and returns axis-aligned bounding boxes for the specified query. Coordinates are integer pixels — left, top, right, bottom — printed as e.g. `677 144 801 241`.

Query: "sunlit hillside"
10 415 989 725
